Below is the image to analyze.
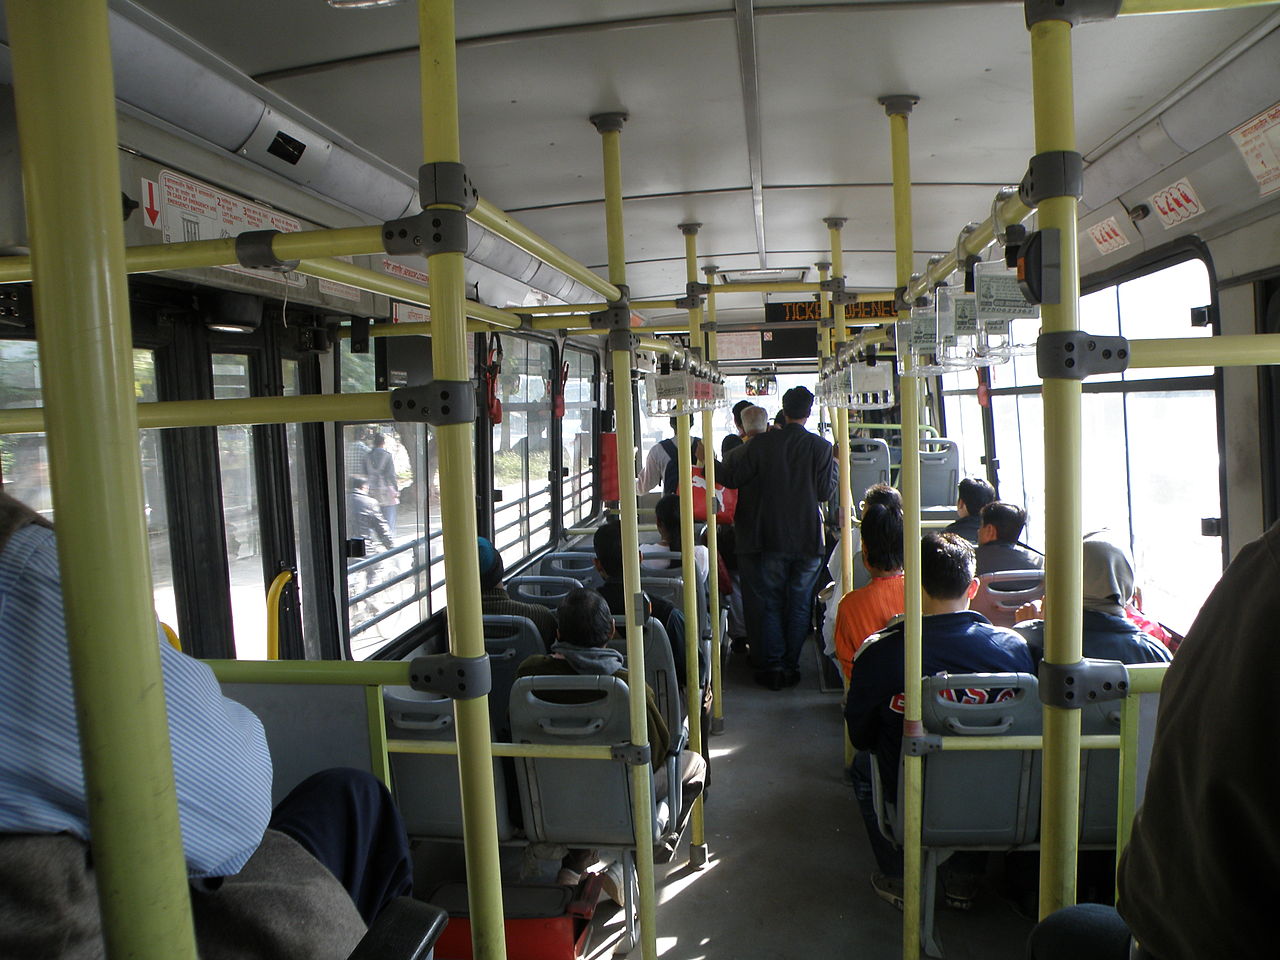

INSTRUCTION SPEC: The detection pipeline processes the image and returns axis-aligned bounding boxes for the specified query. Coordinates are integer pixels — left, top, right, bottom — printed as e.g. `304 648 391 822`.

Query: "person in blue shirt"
0 492 412 954
844 531 1034 910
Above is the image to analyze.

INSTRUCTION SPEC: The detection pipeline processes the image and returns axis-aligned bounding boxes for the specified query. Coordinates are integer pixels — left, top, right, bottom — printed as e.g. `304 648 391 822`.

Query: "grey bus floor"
583 637 1035 959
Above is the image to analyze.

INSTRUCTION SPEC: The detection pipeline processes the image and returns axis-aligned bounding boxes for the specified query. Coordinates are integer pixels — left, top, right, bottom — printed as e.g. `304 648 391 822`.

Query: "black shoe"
754 669 785 691
782 670 801 687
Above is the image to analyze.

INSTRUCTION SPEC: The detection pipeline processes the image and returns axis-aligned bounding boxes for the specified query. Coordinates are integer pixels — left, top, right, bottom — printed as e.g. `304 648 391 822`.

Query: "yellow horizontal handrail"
0 392 391 436
1127 332 1280 368
265 570 294 662
388 739 616 760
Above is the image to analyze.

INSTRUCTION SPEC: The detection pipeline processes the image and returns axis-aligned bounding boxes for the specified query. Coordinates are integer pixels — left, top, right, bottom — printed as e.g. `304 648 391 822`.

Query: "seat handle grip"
537 718 605 736
944 715 1015 735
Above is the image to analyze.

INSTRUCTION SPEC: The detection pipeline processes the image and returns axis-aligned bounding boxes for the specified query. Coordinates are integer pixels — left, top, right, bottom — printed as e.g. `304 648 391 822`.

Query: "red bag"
686 466 736 523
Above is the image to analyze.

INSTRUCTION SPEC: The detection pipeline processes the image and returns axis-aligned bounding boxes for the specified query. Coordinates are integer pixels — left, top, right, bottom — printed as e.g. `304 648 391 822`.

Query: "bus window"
940 369 987 482
561 347 596 529
211 353 265 659
0 342 176 630
492 336 553 563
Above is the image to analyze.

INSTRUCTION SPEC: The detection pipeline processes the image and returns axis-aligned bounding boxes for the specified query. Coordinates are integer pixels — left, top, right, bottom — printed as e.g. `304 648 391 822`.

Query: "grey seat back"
972 570 1046 627
1080 701 1122 845
918 438 961 509
849 438 891 500
539 551 603 589
609 615 683 746
912 672 1042 847
482 615 545 728
221 683 374 806
382 687 516 841
641 565 709 640
509 675 654 847
505 574 583 608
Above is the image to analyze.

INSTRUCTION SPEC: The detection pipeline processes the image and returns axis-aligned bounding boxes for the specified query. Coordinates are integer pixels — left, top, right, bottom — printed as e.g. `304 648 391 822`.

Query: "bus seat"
872 672 1040 957
221 683 375 806
1080 702 1121 845
972 570 1046 627
641 572 711 688
849 438 891 499
538 551 602 589
918 438 961 509
481 615 545 732
382 687 516 841
505 574 584 609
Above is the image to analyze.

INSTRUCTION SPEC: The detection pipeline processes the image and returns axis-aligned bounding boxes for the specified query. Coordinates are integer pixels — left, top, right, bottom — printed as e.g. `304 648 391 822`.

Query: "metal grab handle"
485 647 518 660
944 715 1015 735
537 717 605 736
391 712 452 731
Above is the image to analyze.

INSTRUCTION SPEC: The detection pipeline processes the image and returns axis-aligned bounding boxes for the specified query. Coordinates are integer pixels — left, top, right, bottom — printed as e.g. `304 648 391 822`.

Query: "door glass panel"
561 349 596 529
492 337 553 562
0 343 175 631
1118 259 1213 381
211 353 265 659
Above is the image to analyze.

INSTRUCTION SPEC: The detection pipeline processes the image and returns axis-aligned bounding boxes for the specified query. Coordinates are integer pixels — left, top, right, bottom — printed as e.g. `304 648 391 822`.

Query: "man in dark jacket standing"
718 385 836 689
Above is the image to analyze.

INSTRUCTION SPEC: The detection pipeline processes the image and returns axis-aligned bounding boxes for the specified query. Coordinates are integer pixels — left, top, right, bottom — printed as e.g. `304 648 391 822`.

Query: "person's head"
732 399 753 433
781 385 814 422
920 532 979 611
861 482 902 515
741 405 769 437
371 432 387 449
593 521 625 579
477 536 505 590
956 477 996 519
654 494 682 549
556 587 615 647
1082 531 1136 616
770 410 786 430
668 416 679 434
861 493 904 575
979 501 1028 545
349 475 368 493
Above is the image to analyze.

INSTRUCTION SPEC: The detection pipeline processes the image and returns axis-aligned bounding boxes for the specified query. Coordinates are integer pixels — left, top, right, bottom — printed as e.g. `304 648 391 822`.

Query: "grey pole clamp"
590 284 633 331
678 221 702 237
1038 658 1130 709
382 208 469 257
1036 331 1130 380
611 742 652 766
235 230 299 272
903 733 944 756
1019 151 1085 207
409 653 492 700
417 161 479 213
1024 0 1121 28
391 380 478 425
878 94 920 117
589 112 629 134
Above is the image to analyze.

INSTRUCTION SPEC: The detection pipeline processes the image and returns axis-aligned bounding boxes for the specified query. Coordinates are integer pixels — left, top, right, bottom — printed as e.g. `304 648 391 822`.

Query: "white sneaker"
598 861 625 906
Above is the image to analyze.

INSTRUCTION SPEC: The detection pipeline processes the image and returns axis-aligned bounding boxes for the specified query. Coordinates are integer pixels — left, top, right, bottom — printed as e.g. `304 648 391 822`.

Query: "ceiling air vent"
718 267 810 284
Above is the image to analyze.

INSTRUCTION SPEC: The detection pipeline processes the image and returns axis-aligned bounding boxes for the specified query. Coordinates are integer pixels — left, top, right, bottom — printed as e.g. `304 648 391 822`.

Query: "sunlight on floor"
659 857 718 906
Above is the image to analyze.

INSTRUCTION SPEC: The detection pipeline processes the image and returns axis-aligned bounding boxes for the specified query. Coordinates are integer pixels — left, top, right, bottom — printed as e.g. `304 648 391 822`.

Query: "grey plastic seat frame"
539 551 603 589
849 438 891 500
639 567 711 689
972 569 1046 628
918 438 961 509
505 574 584 609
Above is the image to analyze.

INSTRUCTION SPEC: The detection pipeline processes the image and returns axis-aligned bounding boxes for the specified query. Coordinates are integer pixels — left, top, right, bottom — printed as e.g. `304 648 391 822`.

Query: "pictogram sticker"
1148 177 1206 230
1229 101 1280 199
140 178 160 229
1086 216 1131 256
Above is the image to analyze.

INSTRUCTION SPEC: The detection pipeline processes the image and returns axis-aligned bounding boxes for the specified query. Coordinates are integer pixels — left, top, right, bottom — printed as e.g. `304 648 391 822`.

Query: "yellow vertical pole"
418 4 506 957
594 112 658 960
679 224 708 865
881 92 923 960
5 2 199 957
701 263 725 736
826 219 856 592
1029 16 1084 917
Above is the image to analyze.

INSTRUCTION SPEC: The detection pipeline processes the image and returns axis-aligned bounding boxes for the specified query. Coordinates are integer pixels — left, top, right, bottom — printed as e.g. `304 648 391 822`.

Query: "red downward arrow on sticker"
144 181 159 227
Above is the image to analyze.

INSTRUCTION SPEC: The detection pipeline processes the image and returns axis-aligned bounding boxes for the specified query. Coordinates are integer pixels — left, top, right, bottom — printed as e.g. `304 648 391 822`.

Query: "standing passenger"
720 399 755 458
719 386 836 690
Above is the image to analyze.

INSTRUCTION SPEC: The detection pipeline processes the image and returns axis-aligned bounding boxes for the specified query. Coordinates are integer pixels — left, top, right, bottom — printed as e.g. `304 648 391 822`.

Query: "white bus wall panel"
1079 199 1149 276
1218 284 1265 560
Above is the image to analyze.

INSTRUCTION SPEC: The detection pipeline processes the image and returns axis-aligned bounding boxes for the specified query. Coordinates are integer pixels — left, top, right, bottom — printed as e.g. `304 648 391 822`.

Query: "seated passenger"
1015 532 1172 666
0 493 412 957
844 532 1034 910
641 493 710 586
1027 521 1280 959
974 500 1044 588
476 535 557 650
945 477 996 545
833 484 905 680
592 521 697 690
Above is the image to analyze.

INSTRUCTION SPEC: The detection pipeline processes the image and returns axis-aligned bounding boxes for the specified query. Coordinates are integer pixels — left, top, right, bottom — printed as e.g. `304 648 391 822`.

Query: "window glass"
561 348 596 529
282 359 316 642
211 354 265 659
339 338 377 393
941 384 987 482
1080 286 1123 383
1080 393 1132 538
492 337 554 564
1118 259 1213 381
0 343 175 631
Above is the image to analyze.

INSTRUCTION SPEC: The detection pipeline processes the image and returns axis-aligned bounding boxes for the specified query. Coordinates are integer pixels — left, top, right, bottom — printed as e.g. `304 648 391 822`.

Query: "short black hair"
862 482 902 512
957 477 996 516
654 494 684 551
980 501 1027 543
593 521 624 578
782 385 814 419
861 496 904 572
732 399 753 429
479 551 506 590
349 475 368 491
920 532 976 600
556 587 614 647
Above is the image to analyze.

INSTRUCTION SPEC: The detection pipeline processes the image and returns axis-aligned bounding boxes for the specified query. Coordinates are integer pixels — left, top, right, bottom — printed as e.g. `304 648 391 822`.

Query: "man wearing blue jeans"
719 386 836 690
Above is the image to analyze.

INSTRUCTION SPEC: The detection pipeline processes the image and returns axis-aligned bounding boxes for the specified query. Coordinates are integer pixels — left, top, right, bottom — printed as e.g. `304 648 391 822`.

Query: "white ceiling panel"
266 17 750 209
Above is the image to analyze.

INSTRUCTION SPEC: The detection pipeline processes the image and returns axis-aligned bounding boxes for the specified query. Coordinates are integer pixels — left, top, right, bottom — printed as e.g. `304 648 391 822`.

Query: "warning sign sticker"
381 258 431 288
392 302 429 325
1148 177 1206 230
1229 102 1280 199
317 256 364 303
1087 216 1131 256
